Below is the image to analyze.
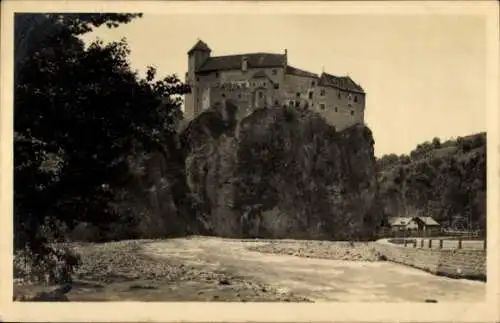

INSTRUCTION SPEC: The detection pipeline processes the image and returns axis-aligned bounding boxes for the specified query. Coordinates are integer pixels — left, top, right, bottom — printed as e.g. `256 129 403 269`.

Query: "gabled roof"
387 216 440 227
188 40 211 54
416 216 440 226
286 65 318 78
196 53 286 73
319 72 365 94
388 217 413 226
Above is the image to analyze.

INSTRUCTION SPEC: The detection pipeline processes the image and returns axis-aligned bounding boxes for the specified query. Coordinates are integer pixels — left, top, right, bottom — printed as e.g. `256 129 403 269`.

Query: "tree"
432 137 441 149
14 13 190 251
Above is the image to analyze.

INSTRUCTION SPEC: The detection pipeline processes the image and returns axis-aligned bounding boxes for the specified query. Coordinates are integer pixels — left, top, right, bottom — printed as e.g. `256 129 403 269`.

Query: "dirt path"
143 236 485 302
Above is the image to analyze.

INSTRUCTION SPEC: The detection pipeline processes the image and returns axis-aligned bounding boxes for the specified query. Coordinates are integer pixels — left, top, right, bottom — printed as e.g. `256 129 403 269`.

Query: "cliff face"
181 102 381 240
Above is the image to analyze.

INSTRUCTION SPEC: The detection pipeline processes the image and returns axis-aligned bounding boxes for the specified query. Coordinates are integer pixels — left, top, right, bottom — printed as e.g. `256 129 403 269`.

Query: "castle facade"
184 40 366 131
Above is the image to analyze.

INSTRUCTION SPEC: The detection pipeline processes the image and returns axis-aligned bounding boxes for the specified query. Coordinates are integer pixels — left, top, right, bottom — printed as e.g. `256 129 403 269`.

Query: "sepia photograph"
1 1 499 322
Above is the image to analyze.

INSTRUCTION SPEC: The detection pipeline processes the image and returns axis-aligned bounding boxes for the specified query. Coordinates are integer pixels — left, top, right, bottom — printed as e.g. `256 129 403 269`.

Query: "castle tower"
185 39 211 120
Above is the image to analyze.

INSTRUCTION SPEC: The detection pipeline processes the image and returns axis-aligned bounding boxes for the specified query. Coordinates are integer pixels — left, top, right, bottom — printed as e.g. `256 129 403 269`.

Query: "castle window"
308 91 313 100
196 77 200 82
351 110 355 116
296 92 300 98
272 69 277 75
354 95 358 103
222 93 226 98
274 100 279 105
263 82 266 87
259 92 263 99
295 101 300 107
215 72 220 78
274 84 279 89
320 88 325 96
238 94 242 99
311 81 316 87
320 104 326 111
335 107 338 112
337 92 341 99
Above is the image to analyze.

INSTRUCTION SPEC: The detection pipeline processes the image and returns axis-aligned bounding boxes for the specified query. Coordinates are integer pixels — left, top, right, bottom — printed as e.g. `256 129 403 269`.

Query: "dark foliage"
14 13 190 260
376 133 486 235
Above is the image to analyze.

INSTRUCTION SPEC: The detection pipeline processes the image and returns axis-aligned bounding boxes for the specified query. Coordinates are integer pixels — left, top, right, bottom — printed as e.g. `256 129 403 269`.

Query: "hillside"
180 101 382 240
376 133 486 233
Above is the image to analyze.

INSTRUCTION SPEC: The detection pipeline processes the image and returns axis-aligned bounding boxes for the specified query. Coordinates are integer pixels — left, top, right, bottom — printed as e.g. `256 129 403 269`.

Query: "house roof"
388 216 440 227
196 53 286 73
417 216 440 226
319 72 365 94
286 65 318 78
188 40 212 54
388 217 413 226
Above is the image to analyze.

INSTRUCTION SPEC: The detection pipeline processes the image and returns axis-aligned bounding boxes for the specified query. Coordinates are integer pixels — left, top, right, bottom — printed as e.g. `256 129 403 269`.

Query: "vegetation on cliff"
376 133 486 234
181 102 382 240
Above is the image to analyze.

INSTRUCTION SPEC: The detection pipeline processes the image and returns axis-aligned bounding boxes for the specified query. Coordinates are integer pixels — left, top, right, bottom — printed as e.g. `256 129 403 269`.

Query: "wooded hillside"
376 133 486 234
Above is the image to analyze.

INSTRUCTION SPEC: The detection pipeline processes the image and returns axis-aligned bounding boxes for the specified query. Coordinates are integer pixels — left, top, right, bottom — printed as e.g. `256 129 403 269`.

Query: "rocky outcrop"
181 102 381 240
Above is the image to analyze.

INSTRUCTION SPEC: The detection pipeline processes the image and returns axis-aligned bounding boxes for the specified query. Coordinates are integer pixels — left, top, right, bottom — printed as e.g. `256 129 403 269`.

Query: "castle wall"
183 72 195 120
209 86 252 118
186 51 211 118
197 67 285 87
282 74 317 108
281 73 365 131
194 67 286 114
315 86 365 131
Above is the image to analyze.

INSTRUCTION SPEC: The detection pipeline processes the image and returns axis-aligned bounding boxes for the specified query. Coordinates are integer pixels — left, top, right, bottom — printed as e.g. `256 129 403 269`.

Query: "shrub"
14 245 81 285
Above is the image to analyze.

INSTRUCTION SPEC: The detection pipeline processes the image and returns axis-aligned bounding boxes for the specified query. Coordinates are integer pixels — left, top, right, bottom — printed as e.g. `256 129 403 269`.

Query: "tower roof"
188 40 211 54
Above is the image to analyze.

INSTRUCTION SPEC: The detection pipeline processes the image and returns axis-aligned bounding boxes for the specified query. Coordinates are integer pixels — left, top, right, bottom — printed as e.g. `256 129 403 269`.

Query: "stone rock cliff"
180 102 381 240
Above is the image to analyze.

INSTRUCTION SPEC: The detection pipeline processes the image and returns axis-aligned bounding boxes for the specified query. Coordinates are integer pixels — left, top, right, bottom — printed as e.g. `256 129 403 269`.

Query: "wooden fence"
392 237 486 250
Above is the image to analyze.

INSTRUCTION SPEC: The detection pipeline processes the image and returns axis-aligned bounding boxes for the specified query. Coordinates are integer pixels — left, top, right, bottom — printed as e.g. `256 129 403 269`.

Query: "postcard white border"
1 1 499 322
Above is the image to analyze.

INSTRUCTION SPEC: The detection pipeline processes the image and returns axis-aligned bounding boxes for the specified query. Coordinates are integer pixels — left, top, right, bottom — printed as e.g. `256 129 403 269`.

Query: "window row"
212 69 280 78
318 104 356 116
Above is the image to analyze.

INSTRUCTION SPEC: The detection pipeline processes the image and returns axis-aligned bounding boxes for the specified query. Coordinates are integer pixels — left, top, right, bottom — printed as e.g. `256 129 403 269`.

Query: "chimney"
242 56 248 72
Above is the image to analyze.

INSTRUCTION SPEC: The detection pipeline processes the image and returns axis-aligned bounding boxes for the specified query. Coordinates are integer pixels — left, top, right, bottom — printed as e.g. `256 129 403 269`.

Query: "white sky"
81 13 487 157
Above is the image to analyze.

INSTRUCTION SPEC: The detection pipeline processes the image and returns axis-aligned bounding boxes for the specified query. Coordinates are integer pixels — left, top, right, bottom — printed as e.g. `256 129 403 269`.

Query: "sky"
81 13 487 157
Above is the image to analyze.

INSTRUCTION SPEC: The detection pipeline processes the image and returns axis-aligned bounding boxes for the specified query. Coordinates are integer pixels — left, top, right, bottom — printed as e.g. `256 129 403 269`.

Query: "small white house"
387 216 441 235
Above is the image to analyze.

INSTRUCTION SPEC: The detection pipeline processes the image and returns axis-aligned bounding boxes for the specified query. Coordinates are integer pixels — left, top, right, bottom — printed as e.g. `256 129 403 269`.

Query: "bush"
14 245 81 285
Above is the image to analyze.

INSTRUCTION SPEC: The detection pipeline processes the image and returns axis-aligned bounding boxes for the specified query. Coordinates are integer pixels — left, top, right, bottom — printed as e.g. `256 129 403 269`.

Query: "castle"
184 40 365 131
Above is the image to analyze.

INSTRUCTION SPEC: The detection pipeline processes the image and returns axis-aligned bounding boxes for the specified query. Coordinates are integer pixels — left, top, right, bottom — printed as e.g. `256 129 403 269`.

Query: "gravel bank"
247 240 382 261
15 240 311 302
